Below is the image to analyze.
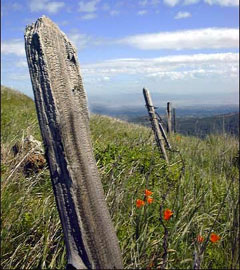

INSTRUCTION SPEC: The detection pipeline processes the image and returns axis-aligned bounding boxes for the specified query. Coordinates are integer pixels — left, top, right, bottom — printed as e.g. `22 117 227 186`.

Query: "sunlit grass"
1 86 239 269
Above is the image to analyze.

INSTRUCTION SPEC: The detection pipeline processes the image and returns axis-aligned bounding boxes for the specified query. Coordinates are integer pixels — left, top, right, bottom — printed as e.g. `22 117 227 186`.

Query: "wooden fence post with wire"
143 88 169 163
25 16 123 270
172 108 176 134
167 102 172 135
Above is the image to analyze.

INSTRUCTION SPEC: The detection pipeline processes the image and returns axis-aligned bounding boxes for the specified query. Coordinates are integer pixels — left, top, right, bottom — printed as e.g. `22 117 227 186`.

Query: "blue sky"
1 0 239 108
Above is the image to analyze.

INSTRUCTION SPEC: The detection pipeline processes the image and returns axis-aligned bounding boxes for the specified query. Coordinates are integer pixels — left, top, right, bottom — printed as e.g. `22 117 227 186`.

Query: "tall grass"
1 86 239 269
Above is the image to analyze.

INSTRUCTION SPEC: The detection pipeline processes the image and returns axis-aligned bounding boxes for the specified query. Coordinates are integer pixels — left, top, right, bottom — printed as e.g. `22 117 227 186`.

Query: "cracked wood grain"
24 16 123 269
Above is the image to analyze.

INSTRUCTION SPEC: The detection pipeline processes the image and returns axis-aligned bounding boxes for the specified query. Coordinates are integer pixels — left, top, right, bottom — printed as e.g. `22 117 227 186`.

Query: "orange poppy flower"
136 199 145 208
197 235 204 243
145 189 153 197
176 135 181 141
147 197 153 204
163 209 173 220
147 261 154 269
210 233 220 243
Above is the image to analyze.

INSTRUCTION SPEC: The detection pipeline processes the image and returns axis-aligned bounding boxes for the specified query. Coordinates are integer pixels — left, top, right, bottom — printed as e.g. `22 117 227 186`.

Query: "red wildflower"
136 199 145 208
163 209 173 220
145 189 153 197
197 235 204 243
210 233 220 243
147 197 153 204
146 261 154 269
176 135 181 141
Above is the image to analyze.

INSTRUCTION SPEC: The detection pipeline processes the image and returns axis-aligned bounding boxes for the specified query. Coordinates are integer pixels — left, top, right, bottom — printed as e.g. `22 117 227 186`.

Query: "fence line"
143 88 169 163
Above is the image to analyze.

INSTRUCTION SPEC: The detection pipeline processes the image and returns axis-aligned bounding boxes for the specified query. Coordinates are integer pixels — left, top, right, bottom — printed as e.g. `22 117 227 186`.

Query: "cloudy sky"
1 0 239 108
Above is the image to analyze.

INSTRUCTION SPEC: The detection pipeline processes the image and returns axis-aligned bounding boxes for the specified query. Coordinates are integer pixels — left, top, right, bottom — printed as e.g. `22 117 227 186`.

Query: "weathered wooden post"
157 116 172 150
24 16 123 269
143 88 169 163
172 108 176 134
167 102 172 135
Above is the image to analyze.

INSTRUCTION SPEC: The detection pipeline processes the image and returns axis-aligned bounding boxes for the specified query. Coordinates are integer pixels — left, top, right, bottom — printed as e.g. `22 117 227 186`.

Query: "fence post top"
25 16 61 33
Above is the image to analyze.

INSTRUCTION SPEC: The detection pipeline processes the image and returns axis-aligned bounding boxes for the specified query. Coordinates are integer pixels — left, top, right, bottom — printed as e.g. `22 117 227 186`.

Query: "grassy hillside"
1 86 239 269
1 86 41 143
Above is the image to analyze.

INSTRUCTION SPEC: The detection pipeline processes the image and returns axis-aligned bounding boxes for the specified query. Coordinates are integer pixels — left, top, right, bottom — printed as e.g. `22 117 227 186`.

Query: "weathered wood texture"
143 88 169 163
167 102 172 135
24 16 123 269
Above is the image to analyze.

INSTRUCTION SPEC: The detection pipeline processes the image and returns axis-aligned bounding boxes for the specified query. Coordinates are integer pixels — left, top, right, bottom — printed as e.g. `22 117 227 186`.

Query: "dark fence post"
25 16 123 270
167 102 172 135
173 108 176 134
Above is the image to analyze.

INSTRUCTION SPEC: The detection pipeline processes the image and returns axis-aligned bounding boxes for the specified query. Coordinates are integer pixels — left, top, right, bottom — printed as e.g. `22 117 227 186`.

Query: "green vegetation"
176 113 239 138
1 86 41 143
130 112 239 138
1 86 239 269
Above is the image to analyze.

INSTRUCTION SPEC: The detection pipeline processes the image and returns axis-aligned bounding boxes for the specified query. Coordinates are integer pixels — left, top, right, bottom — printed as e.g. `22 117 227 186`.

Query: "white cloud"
139 0 160 6
81 53 239 81
42 2 65 13
58 20 69 26
151 0 160 4
11 74 30 81
139 0 148 6
102 3 110 10
163 0 180 7
183 0 238 5
29 0 65 13
81 13 97 20
101 4 120 16
78 0 100 19
1 39 25 56
204 0 238 6
184 0 200 4
174 11 191 19
2 2 23 16
68 32 108 49
16 60 28 68
110 10 120 16
118 28 239 50
138 10 148 15
78 0 100 12
68 33 92 49
164 0 238 6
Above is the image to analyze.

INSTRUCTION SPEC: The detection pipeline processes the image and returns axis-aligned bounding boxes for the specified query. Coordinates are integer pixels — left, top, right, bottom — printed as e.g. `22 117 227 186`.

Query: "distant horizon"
89 102 240 109
2 83 239 109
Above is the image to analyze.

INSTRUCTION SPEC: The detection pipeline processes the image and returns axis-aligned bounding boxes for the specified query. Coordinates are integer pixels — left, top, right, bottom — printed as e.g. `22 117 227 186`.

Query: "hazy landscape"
90 102 239 138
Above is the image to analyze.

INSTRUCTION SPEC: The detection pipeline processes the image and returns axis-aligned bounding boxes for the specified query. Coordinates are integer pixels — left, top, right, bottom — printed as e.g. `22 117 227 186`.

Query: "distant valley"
90 104 239 138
